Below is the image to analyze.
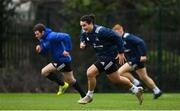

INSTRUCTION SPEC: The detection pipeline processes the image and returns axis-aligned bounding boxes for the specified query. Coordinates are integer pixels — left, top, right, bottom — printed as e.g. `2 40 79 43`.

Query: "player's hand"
80 42 86 49
35 45 41 53
116 53 126 65
63 50 70 56
140 56 147 62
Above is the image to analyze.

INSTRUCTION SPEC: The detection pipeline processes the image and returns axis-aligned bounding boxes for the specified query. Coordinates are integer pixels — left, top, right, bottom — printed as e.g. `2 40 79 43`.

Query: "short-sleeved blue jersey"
39 28 72 63
122 33 147 63
80 25 124 59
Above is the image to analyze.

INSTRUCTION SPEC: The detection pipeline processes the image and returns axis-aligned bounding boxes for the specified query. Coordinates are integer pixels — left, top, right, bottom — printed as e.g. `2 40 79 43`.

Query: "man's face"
114 28 124 37
80 21 93 33
34 30 44 39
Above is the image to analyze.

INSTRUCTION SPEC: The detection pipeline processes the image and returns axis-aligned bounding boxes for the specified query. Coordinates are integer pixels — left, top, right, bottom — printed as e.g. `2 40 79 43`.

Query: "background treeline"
0 0 179 93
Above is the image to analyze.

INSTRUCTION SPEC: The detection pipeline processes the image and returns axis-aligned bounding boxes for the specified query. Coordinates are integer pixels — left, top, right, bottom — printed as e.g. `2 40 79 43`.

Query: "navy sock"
72 81 86 97
46 73 64 86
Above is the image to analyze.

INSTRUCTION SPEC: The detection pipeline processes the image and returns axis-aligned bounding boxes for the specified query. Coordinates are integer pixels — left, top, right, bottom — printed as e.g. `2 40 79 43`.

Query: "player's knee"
41 68 48 76
87 70 96 78
67 77 76 84
108 75 119 83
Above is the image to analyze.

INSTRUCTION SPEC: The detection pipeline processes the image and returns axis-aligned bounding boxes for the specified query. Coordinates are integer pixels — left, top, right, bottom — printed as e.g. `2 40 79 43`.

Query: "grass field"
0 93 179 110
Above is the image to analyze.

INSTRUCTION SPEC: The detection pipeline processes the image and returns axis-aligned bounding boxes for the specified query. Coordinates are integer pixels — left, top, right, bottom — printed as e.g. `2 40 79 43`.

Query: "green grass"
0 93 179 110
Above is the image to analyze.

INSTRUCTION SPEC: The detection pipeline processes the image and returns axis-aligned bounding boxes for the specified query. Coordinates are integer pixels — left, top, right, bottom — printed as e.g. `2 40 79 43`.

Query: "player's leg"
107 71 143 105
45 62 70 95
78 64 99 104
121 72 140 86
136 67 162 99
114 63 143 104
41 63 65 86
63 71 86 98
118 63 140 86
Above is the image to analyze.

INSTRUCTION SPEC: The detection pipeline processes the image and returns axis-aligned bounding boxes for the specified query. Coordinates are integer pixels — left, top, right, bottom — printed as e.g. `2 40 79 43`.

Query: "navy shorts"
94 57 119 75
127 61 145 71
51 62 72 72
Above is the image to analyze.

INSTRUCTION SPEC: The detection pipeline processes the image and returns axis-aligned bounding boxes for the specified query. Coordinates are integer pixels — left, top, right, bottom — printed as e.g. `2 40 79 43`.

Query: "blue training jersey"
80 25 124 59
122 33 147 63
39 28 72 63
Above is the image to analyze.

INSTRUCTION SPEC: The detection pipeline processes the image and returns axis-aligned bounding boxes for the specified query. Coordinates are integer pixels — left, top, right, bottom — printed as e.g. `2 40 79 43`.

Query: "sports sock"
153 86 161 94
72 81 86 97
132 78 140 86
129 84 139 94
86 90 94 98
46 73 64 86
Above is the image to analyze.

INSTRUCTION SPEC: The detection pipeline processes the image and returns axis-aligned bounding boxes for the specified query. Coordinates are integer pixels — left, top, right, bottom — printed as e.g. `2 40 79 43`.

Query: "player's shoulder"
95 25 108 34
47 31 56 38
95 25 104 33
129 33 142 40
125 33 144 42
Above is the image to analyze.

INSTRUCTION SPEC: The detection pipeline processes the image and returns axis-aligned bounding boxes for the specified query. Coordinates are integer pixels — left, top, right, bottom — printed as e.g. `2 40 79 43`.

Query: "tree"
0 0 15 67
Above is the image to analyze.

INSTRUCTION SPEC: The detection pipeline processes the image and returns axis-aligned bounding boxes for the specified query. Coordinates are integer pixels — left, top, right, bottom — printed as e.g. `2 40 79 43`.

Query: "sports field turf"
0 93 179 110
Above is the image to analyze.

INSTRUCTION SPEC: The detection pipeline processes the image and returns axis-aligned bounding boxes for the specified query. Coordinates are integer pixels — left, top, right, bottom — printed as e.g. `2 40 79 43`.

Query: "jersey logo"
86 37 90 41
95 37 99 41
93 43 103 48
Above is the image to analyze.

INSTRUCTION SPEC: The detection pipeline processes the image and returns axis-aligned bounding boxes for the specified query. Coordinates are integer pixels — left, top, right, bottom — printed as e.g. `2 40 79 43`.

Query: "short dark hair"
33 23 45 33
80 14 95 24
